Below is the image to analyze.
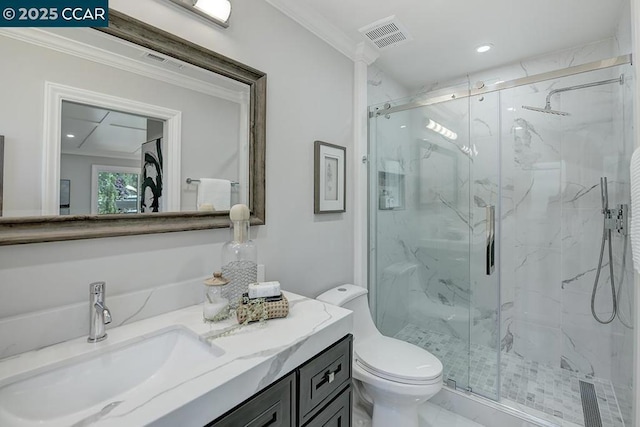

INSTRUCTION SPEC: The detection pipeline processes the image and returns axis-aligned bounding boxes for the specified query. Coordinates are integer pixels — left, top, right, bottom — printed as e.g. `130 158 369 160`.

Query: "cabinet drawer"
304 386 351 427
298 335 352 424
207 372 295 427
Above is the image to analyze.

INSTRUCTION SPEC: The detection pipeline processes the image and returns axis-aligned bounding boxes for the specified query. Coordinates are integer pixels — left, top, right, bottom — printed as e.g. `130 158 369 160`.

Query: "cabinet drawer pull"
316 364 342 390
328 372 335 384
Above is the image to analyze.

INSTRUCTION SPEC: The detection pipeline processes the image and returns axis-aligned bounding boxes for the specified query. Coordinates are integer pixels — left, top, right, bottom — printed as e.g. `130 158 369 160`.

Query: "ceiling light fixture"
169 0 231 28
66 134 75 138
476 44 493 53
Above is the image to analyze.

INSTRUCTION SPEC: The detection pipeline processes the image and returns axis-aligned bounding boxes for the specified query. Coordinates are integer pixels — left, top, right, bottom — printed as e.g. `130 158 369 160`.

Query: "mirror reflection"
0 26 250 218
60 101 164 215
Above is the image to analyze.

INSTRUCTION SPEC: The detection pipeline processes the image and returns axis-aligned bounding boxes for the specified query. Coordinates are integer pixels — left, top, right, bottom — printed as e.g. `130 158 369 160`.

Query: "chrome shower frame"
370 54 631 117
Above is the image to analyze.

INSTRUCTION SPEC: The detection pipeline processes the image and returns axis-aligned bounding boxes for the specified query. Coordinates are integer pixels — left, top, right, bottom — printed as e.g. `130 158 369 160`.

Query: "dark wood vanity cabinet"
207 334 352 427
207 372 296 427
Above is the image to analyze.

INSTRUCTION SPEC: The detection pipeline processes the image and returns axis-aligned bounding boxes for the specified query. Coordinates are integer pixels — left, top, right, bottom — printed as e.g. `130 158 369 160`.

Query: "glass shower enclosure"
368 57 634 426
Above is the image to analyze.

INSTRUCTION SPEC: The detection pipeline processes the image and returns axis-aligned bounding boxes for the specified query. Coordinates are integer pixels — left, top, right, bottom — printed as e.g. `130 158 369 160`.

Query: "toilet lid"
354 336 443 384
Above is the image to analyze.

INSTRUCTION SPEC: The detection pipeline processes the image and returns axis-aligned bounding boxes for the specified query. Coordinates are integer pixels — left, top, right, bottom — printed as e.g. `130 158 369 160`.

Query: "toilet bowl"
316 284 443 427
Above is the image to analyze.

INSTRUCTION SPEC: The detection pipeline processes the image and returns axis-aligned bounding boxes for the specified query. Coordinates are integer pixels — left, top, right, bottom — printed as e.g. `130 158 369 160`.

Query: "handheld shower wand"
591 177 630 325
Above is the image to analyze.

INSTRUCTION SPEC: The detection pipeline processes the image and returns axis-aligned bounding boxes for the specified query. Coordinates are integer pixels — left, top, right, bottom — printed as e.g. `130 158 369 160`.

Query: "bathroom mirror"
0 10 266 245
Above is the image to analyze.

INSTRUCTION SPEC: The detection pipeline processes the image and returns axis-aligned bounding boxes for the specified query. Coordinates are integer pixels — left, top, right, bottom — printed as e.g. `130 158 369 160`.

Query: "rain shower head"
521 104 570 116
520 75 624 118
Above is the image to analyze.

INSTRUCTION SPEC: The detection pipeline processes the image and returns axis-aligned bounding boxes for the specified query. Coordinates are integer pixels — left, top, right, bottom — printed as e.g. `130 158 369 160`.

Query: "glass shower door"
369 94 475 392
467 91 501 400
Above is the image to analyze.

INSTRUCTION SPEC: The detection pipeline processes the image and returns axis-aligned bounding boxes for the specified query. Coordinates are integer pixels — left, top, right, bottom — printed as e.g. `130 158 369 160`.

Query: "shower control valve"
614 204 628 235
604 204 628 235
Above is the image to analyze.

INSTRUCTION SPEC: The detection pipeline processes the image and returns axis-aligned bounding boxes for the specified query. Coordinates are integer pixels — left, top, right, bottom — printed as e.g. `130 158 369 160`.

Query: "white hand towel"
630 147 640 273
197 178 231 212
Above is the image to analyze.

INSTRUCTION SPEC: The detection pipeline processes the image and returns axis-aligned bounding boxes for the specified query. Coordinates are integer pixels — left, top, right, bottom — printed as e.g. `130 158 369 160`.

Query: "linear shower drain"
579 380 603 427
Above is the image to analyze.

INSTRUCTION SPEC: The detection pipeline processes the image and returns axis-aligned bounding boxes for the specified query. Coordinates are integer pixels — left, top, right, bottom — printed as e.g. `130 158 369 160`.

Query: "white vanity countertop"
0 291 353 427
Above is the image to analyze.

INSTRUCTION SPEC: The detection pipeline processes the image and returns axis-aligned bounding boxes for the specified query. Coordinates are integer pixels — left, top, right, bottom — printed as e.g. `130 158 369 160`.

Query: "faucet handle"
89 281 106 295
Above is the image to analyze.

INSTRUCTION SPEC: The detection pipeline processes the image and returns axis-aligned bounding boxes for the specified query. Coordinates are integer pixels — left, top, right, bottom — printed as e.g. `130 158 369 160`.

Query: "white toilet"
316 284 443 427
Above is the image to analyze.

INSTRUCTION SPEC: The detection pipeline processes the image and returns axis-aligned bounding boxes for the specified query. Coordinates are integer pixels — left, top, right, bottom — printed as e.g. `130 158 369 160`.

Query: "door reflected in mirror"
60 101 165 215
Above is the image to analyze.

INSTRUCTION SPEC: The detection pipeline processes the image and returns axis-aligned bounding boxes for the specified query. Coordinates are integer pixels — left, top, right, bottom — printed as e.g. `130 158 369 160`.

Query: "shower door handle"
486 205 495 275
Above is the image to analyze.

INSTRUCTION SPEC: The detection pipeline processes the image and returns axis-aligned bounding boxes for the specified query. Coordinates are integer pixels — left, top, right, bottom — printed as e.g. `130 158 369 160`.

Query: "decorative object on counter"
203 272 230 321
248 281 281 299
221 204 257 308
236 293 289 324
314 140 346 214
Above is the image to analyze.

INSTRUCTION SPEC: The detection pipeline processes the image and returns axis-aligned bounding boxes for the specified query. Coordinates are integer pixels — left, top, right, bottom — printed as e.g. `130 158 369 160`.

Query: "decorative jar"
221 204 257 308
203 272 229 321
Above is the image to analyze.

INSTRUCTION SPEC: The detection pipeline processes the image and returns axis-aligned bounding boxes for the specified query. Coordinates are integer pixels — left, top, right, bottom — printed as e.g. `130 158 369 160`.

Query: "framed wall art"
314 140 346 214
141 138 163 213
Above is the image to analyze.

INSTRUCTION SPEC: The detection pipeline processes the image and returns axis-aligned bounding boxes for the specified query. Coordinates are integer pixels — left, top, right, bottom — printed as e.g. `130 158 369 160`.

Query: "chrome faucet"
88 281 112 342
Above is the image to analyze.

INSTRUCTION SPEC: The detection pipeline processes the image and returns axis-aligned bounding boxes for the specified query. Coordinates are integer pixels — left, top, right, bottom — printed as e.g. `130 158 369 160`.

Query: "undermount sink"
0 326 224 426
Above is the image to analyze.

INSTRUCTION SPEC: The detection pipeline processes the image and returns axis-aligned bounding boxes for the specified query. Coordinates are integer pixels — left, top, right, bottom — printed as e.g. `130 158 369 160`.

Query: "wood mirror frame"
0 10 266 245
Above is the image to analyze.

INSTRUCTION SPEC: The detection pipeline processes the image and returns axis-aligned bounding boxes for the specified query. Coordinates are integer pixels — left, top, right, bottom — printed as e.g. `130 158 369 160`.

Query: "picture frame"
314 140 346 214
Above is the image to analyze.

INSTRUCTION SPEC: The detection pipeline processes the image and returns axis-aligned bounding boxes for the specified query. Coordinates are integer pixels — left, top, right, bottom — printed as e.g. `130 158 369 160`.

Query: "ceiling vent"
359 15 412 50
144 52 168 63
142 52 185 70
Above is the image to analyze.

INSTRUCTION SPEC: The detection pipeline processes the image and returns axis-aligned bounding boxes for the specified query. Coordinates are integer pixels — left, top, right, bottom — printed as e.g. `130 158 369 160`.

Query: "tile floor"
353 401 486 427
396 324 626 427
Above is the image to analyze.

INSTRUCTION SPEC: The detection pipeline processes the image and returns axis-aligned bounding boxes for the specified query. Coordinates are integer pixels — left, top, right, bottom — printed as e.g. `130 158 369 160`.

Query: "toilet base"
355 374 440 427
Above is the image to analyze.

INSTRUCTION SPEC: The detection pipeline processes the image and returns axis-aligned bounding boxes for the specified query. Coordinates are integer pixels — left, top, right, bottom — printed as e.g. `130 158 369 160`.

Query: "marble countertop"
0 291 353 427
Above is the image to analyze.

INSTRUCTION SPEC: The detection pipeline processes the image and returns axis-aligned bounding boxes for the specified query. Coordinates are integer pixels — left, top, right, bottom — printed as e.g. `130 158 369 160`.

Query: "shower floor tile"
396 324 625 427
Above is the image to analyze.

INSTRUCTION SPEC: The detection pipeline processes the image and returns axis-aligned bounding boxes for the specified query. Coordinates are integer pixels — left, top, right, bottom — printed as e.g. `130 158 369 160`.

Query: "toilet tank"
316 284 380 342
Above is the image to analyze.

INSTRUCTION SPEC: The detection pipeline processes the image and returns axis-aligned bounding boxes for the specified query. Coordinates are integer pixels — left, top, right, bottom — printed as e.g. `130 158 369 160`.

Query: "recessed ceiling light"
476 44 493 53
400 125 407 129
66 134 75 138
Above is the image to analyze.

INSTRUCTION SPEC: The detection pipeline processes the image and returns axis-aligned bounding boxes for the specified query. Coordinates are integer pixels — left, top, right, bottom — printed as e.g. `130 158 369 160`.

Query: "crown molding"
265 0 379 65
0 28 246 104
355 42 379 66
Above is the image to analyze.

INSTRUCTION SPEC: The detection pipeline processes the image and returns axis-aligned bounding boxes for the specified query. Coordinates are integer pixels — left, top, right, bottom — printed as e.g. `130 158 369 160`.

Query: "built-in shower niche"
417 140 459 207
378 160 405 210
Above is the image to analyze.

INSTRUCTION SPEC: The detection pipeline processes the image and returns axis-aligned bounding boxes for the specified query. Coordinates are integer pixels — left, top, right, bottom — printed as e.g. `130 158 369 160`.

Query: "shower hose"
591 178 633 328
